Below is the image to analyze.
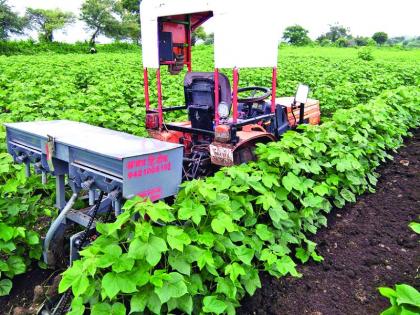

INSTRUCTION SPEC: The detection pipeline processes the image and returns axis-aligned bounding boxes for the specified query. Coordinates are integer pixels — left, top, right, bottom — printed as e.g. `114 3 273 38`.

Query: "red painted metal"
156 68 163 128
232 67 239 123
143 68 150 110
271 67 277 113
187 15 192 72
214 68 220 125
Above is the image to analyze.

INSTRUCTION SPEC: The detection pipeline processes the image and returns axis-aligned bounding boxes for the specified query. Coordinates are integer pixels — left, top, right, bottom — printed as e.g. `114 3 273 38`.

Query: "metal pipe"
232 67 239 123
143 68 150 110
187 15 192 72
56 174 66 210
271 67 277 113
43 192 78 265
24 162 30 178
41 171 47 185
88 189 95 206
214 68 220 125
156 68 163 129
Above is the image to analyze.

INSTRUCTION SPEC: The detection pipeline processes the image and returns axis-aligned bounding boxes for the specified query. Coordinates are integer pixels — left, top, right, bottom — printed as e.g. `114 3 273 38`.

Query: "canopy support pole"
156 68 163 128
271 67 277 113
214 68 220 125
232 67 239 123
187 15 192 72
144 68 150 110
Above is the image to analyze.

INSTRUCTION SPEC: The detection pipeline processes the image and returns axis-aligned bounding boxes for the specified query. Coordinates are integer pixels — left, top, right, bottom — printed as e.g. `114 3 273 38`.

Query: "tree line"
0 0 213 46
282 23 419 48
0 0 417 48
0 0 142 44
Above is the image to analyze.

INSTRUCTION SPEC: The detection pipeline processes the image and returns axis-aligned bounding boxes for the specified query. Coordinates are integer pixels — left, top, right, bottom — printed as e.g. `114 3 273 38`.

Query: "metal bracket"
46 135 55 172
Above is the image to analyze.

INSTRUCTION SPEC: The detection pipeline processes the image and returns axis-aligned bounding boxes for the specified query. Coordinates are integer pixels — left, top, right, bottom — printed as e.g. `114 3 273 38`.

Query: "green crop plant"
0 150 55 296
379 284 420 315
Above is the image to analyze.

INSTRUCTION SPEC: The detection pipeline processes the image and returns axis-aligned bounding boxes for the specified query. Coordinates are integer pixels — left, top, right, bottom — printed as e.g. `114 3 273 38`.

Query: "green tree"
120 0 140 14
372 32 388 46
191 26 207 46
80 0 120 45
204 32 214 45
319 23 350 43
336 37 350 47
387 36 405 46
282 25 311 46
114 0 141 43
80 0 141 45
26 8 75 42
0 0 27 40
354 36 369 46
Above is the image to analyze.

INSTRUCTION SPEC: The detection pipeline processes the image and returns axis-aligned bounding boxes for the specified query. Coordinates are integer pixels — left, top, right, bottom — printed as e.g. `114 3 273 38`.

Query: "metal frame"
144 10 280 143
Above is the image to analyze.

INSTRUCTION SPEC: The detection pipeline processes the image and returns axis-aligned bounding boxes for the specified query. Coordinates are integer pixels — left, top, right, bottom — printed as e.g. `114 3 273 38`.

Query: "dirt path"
240 129 420 315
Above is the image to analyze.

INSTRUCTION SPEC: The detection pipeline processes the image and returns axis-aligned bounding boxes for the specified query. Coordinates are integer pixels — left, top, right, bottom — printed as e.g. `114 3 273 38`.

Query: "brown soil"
0 265 54 314
239 129 420 315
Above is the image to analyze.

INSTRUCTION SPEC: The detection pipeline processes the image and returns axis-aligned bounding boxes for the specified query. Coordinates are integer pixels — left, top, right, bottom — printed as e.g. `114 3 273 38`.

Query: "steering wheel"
237 86 271 104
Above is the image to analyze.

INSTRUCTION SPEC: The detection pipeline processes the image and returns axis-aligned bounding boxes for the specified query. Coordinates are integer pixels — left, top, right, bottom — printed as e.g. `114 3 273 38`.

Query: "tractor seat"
184 72 232 131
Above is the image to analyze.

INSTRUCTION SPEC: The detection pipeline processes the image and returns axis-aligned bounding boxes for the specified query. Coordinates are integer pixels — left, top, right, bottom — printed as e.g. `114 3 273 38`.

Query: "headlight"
218 101 230 119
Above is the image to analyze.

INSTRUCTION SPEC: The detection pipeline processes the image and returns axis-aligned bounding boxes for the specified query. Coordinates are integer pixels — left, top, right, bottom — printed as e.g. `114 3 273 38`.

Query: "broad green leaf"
203 296 227 314
154 272 188 303
234 245 254 265
128 236 167 266
130 290 148 314
91 303 112 315
0 279 12 296
216 277 237 300
269 206 288 224
395 284 420 307
167 294 193 314
178 199 206 225
26 231 40 245
7 256 26 276
276 255 301 277
255 224 275 243
225 262 246 281
340 188 356 202
409 222 420 234
166 226 191 251
0 223 14 242
134 221 154 241
111 302 126 315
112 253 135 273
240 268 261 295
211 213 236 235
379 287 397 299
147 291 162 314
197 250 215 270
146 202 175 223
102 271 137 299
282 172 303 192
168 252 191 275
67 297 85 315
59 261 87 296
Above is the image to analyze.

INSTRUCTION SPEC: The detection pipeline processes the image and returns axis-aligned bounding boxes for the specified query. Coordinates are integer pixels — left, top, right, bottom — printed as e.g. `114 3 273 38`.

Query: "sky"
8 0 420 43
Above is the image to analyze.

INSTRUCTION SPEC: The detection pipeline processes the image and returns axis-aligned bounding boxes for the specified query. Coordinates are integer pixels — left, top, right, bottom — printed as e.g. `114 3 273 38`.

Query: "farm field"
0 46 419 314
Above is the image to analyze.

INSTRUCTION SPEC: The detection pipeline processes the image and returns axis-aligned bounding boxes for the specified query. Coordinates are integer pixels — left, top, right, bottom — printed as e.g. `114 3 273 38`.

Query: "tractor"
140 0 320 179
3 0 320 313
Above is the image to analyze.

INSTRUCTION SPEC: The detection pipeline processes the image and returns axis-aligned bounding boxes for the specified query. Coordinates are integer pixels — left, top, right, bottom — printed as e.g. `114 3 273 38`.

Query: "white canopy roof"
140 0 280 69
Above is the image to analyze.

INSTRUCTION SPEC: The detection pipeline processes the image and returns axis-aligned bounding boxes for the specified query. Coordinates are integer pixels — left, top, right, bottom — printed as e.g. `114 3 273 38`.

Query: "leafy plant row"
0 145 55 296
59 86 420 314
1 46 418 139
